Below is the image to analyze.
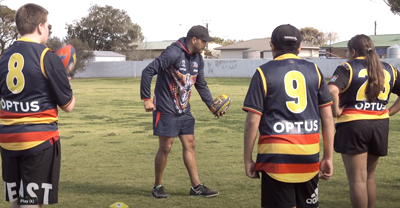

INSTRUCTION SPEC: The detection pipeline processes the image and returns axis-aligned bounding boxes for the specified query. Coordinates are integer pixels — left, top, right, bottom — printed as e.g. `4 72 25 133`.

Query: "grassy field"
1 77 400 208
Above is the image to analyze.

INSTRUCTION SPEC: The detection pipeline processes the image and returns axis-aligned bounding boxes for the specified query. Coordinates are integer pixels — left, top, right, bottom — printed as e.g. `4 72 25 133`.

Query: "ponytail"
348 34 384 102
365 48 384 102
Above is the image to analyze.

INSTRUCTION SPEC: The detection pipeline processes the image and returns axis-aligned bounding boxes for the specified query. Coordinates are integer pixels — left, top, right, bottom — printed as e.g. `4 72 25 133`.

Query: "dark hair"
348 34 384 102
15 3 48 36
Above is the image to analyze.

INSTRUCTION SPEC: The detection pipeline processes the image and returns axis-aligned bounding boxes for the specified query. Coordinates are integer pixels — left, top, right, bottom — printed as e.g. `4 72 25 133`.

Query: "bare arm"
319 106 335 180
389 96 400 116
60 96 75 112
244 111 261 179
328 84 343 118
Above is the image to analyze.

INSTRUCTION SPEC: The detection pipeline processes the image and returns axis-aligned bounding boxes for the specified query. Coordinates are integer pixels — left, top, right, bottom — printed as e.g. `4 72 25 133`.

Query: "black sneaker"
189 184 219 197
151 185 170 198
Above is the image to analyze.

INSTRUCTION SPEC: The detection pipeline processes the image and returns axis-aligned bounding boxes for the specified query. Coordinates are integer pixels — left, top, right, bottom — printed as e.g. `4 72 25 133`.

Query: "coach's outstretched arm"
318 106 335 180
194 60 213 106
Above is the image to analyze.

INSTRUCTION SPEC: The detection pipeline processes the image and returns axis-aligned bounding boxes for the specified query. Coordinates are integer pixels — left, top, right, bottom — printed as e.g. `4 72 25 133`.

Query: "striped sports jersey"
243 54 333 183
0 37 73 153
328 57 397 124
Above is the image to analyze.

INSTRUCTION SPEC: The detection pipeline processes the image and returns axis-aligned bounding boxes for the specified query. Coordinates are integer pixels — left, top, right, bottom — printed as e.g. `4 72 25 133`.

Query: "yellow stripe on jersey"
342 62 353 93
314 64 321 88
0 117 58 125
268 171 319 183
17 37 40 43
273 53 301 60
337 112 389 123
257 67 267 97
40 48 50 79
243 107 263 115
390 64 396 87
0 141 46 151
258 143 320 155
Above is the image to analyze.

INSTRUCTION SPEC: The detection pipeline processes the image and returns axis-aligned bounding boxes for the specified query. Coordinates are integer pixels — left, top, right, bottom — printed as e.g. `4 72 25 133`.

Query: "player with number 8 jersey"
0 3 75 206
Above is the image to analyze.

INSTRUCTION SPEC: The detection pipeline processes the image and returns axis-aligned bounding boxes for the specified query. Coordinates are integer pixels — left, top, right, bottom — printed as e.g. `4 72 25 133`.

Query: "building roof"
131 40 176 50
93 51 126 57
214 38 318 51
321 34 400 49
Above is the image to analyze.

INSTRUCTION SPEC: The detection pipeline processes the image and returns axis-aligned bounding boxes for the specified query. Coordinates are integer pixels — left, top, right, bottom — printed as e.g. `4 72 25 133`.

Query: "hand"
143 100 155 112
245 160 259 179
215 109 226 118
336 105 346 117
319 158 333 181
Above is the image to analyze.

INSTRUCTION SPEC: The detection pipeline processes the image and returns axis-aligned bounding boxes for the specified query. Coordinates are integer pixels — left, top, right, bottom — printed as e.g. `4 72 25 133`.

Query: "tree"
384 0 400 15
299 27 326 46
0 4 18 56
213 36 244 46
324 31 340 45
66 4 144 53
46 36 94 78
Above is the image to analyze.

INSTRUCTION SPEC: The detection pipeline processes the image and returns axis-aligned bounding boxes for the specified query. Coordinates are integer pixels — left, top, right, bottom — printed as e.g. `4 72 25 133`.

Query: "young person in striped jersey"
243 24 335 208
328 34 400 208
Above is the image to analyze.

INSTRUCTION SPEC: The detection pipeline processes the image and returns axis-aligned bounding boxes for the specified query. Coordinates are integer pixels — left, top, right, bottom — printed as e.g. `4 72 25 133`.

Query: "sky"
4 0 400 43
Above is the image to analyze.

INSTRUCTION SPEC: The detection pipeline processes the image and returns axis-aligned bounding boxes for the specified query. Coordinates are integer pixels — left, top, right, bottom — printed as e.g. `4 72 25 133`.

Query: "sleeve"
391 68 400 96
43 51 73 107
242 69 265 115
317 68 333 108
194 58 213 108
140 46 180 100
327 65 350 91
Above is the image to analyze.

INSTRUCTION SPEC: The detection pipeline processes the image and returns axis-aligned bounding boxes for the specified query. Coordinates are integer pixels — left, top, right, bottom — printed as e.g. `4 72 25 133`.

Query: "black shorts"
2 139 61 205
153 110 195 137
334 119 389 156
261 171 319 208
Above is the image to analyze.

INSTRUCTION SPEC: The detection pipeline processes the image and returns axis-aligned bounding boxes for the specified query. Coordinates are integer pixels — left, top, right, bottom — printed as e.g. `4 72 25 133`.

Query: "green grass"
1 77 400 208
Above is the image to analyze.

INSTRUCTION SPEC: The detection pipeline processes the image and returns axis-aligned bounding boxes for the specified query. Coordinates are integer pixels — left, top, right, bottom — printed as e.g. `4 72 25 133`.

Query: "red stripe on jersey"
49 136 60 145
242 107 262 116
1 108 58 119
0 131 59 143
255 162 319 174
259 133 320 145
342 108 388 115
319 101 333 108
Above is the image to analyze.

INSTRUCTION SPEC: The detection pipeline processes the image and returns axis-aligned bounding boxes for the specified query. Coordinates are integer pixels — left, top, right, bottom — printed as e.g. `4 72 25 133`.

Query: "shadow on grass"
59 181 188 197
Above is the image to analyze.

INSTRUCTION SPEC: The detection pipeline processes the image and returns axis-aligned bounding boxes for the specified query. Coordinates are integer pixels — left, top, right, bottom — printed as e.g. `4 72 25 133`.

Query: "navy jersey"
0 37 73 154
243 54 332 183
328 57 400 124
140 37 213 115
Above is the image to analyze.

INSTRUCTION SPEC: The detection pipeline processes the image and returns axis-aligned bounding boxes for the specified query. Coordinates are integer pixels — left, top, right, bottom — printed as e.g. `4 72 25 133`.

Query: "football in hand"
210 94 231 116
56 44 76 73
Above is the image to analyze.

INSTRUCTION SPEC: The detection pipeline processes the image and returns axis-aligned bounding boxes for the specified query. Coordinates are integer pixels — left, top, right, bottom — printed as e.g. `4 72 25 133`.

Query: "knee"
159 141 173 154
184 139 196 150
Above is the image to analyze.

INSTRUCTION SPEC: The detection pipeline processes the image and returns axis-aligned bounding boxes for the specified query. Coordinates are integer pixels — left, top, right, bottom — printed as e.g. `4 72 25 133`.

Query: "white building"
92 51 126 62
215 38 319 59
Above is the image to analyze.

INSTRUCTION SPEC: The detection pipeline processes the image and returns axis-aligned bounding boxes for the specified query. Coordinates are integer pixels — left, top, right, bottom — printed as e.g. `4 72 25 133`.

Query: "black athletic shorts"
261 171 319 208
334 119 389 156
153 110 195 137
2 138 61 205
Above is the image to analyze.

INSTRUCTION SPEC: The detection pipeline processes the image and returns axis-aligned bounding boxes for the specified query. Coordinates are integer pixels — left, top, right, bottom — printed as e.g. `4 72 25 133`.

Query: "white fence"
75 58 400 79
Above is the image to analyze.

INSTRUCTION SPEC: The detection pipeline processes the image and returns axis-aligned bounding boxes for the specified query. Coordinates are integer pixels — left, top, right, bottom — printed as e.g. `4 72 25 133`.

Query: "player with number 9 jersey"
243 24 335 208
243 54 333 182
